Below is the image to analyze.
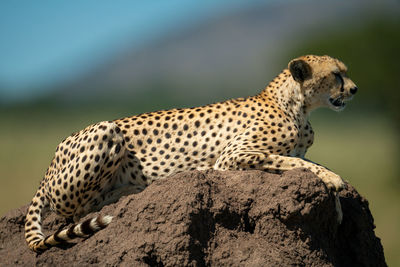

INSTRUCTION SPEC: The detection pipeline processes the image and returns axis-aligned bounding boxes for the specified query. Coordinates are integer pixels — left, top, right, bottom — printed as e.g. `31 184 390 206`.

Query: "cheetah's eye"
333 72 344 92
333 72 343 86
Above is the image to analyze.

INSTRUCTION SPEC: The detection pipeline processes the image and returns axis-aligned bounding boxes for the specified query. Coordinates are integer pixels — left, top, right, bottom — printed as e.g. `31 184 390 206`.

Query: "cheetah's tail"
30 215 112 253
25 187 112 253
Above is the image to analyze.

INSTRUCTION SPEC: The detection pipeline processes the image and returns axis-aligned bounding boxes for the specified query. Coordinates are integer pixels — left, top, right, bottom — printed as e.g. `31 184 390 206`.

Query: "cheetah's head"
288 55 358 112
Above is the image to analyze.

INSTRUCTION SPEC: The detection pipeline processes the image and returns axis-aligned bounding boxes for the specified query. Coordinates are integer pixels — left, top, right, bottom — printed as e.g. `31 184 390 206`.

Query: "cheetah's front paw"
320 171 345 192
334 192 343 224
320 171 344 224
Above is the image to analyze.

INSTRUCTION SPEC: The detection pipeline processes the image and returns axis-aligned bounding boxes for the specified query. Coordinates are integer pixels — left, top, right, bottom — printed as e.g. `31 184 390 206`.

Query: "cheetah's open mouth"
329 96 346 110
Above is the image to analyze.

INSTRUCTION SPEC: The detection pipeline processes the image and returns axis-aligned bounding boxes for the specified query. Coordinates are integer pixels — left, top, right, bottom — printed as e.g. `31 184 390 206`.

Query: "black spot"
108 140 114 148
115 143 121 153
94 165 100 172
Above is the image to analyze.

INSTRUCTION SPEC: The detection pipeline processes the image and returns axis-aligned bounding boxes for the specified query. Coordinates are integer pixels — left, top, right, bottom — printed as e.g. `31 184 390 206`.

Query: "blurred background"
0 0 399 264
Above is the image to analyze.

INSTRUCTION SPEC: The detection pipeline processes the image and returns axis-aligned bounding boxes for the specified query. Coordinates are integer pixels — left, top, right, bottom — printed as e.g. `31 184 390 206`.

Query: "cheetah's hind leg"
75 184 147 221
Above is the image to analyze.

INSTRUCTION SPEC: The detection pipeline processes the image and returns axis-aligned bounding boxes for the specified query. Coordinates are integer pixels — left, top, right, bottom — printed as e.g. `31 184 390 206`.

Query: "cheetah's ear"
288 59 312 83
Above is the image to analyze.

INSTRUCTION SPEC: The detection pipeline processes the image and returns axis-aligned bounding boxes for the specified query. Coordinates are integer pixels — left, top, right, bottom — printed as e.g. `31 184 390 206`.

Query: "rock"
0 169 387 266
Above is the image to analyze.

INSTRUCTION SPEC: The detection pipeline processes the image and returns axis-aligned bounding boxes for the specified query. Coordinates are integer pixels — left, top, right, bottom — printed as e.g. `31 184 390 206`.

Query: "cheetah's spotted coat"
25 55 358 252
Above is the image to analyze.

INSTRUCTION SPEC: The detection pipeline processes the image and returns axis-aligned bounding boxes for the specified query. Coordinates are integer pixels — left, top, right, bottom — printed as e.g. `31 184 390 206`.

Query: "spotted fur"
25 55 358 252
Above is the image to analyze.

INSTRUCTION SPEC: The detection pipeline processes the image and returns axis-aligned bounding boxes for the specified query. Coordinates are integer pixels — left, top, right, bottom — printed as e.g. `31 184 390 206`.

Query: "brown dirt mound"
0 169 386 266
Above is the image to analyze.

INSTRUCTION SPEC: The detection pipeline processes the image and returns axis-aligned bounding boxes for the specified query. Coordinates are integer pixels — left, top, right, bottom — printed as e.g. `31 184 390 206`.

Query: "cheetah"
25 55 358 252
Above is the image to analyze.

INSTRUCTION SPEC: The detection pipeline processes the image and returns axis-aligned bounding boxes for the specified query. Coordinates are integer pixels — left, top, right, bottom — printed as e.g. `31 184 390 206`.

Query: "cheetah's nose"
350 86 358 94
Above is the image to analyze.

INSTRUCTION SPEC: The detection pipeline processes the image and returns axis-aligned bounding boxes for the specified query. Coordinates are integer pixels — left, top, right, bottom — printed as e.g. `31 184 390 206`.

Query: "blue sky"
0 0 268 101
